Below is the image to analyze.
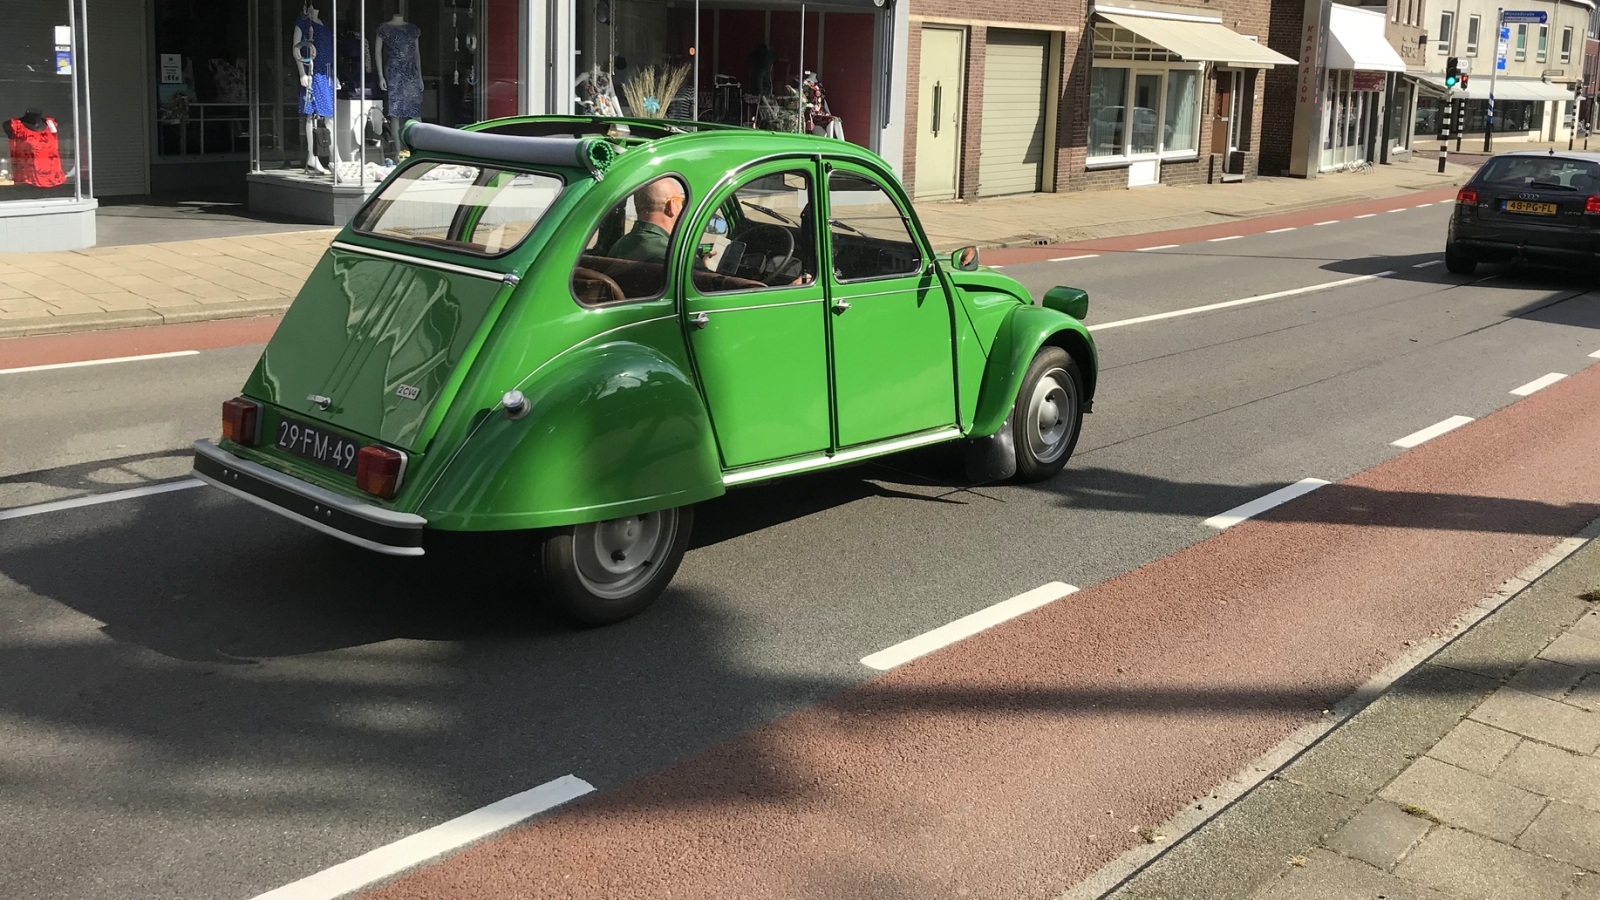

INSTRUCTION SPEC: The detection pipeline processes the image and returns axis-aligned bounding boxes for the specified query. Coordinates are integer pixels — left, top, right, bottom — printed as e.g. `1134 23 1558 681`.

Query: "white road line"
1203 478 1331 530
1589 348 1600 359
249 775 594 900
1511 372 1567 396
1266 227 1297 233
988 264 1005 269
0 349 200 376
0 479 204 522
1088 271 1394 332
1391 415 1474 449
1387 208 1407 213
861 582 1079 671
1313 220 1339 226
1137 244 1179 251
1354 213 1377 219
1207 235 1243 242
1049 253 1101 262
1413 260 1442 268
1416 202 1434 207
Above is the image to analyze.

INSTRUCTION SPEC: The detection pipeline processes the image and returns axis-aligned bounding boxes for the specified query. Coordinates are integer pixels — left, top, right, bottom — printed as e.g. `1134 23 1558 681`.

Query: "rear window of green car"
352 161 566 257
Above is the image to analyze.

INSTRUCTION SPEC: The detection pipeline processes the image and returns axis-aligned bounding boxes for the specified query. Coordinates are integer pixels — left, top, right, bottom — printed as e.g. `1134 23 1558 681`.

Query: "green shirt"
607 221 671 262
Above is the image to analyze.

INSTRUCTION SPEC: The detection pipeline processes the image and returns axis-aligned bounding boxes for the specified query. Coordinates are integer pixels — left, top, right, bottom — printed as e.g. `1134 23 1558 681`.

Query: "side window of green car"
825 171 922 282
693 169 817 293
571 175 689 306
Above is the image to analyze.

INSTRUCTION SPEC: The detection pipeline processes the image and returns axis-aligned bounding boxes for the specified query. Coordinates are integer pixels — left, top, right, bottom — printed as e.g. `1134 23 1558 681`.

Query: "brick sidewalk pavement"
1091 524 1600 900
0 156 1475 338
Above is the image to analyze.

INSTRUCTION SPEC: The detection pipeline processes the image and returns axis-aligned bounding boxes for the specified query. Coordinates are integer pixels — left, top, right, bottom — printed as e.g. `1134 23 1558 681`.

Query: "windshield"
352 161 565 256
1477 156 1600 191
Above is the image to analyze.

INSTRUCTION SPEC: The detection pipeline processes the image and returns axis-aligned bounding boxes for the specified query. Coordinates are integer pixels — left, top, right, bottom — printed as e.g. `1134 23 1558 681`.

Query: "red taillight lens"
356 445 406 498
1586 196 1600 214
1457 187 1478 205
221 397 259 446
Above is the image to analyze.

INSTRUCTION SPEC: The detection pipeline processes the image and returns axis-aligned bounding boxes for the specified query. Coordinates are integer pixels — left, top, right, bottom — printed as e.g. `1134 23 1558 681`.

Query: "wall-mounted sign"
1502 10 1548 23
55 49 73 75
1353 71 1386 91
160 53 183 84
54 25 71 45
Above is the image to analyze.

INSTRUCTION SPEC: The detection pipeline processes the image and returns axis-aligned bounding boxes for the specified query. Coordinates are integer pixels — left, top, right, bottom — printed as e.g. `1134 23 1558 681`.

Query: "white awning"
1095 10 1295 68
1417 75 1581 101
1326 5 1408 72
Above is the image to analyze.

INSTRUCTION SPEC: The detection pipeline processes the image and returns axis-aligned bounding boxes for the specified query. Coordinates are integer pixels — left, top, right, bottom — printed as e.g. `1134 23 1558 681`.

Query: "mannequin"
292 3 341 175
4 108 67 189
375 8 422 158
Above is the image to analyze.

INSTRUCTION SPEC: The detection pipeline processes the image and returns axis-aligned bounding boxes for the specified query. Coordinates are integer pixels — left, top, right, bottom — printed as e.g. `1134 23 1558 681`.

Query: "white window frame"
1515 23 1527 60
1537 25 1548 62
1438 10 1453 54
1467 15 1481 55
1084 60 1206 167
1561 26 1573 63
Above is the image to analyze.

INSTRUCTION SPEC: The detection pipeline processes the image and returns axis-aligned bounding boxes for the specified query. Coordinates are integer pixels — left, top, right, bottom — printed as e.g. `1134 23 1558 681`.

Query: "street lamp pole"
1485 7 1503 151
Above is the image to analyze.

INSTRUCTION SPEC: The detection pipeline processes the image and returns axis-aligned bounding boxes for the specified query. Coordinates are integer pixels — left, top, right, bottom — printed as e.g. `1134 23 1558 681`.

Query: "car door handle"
689 312 710 329
832 299 851 314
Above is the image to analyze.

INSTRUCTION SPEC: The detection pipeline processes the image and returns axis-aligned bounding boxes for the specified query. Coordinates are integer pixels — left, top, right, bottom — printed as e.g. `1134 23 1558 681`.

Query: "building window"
1467 15 1481 56
1087 24 1202 163
1538 25 1548 62
1516 24 1527 60
1562 27 1573 63
1438 11 1453 53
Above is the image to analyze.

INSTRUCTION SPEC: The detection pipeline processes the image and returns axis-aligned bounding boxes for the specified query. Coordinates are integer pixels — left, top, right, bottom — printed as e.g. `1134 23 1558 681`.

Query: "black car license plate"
275 415 360 476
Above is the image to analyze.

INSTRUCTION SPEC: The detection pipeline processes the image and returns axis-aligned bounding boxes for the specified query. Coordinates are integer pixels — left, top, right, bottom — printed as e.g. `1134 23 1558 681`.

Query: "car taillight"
1586 196 1600 214
221 397 260 446
356 445 407 498
1457 187 1478 205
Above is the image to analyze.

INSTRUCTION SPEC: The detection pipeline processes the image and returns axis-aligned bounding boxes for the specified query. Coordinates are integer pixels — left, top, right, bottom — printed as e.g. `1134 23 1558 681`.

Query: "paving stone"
1395 826 1579 900
1565 872 1600 900
1495 740 1600 813
1469 687 1600 754
1571 611 1600 644
1510 658 1588 701
1569 674 1600 713
1518 801 1600 872
1540 632 1600 674
1379 757 1547 842
1428 719 1522 776
1323 800 1434 870
1251 849 1451 900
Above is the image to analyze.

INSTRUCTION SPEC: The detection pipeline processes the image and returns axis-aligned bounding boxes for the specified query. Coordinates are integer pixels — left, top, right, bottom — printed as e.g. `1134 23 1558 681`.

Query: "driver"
608 177 685 262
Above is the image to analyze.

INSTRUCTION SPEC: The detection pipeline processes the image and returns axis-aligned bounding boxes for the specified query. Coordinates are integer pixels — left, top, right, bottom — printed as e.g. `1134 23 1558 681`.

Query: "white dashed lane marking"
862 583 1079 671
1203 479 1332 530
1392 415 1474 449
1511 373 1567 396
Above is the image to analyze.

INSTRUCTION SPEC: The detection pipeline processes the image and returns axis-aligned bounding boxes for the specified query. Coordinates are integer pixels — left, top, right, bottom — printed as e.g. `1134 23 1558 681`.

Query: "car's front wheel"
1444 243 1477 275
1012 346 1085 482
537 505 693 626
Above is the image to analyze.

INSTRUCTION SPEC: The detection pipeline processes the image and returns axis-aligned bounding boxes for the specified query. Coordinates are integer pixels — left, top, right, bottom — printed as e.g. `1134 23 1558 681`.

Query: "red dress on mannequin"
7 118 66 188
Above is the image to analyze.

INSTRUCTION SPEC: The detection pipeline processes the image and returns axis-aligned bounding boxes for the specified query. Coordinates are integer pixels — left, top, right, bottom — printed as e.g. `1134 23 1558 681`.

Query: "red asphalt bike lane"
365 364 1600 900
0 186 1462 370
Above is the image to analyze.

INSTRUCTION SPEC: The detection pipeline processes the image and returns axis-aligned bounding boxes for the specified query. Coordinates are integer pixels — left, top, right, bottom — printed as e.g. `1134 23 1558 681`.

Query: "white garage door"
979 30 1048 197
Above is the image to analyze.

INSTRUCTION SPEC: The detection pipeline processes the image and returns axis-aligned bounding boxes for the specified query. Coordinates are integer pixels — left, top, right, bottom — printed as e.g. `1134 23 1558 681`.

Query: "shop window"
1466 15 1480 56
3 0 84 203
1163 70 1198 154
1438 11 1453 54
1087 67 1128 159
353 161 564 256
695 169 815 292
826 171 920 282
572 175 689 305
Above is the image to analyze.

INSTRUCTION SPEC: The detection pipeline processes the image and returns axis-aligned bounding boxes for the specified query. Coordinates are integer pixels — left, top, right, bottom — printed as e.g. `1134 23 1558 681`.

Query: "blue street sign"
1501 10 1547 22
1500 26 1511 38
1498 57 1507 69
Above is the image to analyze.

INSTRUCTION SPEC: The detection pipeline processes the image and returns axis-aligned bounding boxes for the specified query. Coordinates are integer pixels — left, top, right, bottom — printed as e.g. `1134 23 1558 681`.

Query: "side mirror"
706 214 730 236
951 245 980 271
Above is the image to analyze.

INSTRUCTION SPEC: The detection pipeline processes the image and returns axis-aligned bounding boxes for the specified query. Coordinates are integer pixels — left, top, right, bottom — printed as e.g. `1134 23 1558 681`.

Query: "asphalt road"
2 199 1598 900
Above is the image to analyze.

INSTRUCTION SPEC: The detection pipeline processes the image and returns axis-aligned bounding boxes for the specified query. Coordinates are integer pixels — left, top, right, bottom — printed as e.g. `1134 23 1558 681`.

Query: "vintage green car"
192 116 1098 624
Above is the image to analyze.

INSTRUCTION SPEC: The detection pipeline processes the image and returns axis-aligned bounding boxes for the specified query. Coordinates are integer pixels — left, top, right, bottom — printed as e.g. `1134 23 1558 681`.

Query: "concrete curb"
1060 516 1600 900
0 298 292 339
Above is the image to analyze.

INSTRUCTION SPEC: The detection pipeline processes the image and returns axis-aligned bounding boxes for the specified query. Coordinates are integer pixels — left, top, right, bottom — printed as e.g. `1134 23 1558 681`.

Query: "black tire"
537 505 693 626
1444 244 1477 275
1012 346 1085 482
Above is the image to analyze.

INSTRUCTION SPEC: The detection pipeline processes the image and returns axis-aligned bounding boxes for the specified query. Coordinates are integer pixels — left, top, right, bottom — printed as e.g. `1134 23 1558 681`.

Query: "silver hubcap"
572 509 678 600
1026 367 1077 465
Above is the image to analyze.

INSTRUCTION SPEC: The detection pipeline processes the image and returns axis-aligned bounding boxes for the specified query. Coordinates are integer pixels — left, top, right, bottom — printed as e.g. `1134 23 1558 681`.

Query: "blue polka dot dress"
296 15 335 118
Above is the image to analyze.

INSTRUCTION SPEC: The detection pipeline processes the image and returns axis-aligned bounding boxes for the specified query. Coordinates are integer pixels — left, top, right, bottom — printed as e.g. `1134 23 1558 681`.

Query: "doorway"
1127 71 1162 186
915 27 965 201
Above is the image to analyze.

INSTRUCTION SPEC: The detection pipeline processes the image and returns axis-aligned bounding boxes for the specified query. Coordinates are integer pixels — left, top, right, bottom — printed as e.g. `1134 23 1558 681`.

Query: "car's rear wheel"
538 505 693 626
1012 346 1085 482
1444 244 1477 275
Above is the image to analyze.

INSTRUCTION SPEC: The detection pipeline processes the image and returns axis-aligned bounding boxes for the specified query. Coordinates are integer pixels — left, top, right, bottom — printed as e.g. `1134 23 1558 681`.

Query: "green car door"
823 163 957 447
682 162 831 469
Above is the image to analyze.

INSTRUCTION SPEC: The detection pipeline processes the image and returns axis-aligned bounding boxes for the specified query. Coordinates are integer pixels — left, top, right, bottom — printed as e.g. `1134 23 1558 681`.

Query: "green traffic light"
1445 75 1458 87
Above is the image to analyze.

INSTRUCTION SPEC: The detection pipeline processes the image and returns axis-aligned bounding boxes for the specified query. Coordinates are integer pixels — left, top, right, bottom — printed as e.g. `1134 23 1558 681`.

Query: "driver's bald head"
634 177 685 215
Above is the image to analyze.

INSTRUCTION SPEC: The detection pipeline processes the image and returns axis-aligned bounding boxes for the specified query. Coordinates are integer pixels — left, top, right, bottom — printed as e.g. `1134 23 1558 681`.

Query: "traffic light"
1459 73 1469 90
1445 57 1462 88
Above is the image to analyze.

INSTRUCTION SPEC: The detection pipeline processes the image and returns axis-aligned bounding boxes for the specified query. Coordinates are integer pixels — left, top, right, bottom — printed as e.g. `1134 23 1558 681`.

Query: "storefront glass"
3 0 86 202
1086 24 1202 162
1412 98 1544 135
1320 69 1377 170
571 0 879 147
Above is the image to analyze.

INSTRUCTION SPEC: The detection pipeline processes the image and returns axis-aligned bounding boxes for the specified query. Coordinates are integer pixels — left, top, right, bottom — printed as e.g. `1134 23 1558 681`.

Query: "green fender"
418 340 725 530
969 305 1099 439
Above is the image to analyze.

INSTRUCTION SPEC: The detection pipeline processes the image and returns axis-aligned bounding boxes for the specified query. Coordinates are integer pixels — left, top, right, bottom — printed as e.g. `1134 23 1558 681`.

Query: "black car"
1446 150 1600 274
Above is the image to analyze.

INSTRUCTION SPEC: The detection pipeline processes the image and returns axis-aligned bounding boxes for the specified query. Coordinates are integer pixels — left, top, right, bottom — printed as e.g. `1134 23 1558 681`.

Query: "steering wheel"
571 267 626 305
739 223 796 284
